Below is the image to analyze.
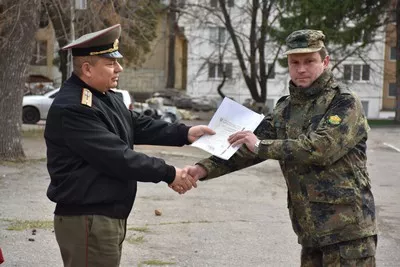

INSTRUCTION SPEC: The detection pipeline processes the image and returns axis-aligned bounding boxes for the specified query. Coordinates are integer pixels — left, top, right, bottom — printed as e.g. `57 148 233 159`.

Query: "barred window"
210 0 234 7
31 40 47 66
343 64 369 81
255 62 275 79
389 83 397 97
390 47 396 60
208 62 233 79
209 27 226 44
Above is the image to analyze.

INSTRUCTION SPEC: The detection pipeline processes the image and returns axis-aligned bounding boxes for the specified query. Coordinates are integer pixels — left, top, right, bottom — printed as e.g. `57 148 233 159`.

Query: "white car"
22 88 133 124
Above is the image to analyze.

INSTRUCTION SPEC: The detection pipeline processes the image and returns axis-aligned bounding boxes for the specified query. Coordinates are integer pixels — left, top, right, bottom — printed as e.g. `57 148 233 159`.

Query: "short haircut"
72 56 101 76
318 47 328 61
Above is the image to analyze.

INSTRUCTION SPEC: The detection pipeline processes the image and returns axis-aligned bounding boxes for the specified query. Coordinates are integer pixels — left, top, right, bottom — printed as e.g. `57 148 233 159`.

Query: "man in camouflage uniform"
184 30 378 266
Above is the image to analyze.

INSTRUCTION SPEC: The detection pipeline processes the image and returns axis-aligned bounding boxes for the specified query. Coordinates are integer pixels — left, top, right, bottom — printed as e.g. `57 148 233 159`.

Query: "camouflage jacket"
198 70 377 247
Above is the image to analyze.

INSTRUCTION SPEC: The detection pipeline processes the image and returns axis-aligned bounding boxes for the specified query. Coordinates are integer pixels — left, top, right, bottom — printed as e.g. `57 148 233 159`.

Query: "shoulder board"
334 82 352 95
81 88 92 107
276 95 290 105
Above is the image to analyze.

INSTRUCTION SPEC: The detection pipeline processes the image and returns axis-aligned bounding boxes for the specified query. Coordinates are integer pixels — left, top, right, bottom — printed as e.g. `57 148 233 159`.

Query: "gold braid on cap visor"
89 39 119 56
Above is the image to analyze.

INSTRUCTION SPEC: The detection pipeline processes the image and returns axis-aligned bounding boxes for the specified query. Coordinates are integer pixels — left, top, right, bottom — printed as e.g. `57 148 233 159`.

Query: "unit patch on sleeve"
327 115 341 125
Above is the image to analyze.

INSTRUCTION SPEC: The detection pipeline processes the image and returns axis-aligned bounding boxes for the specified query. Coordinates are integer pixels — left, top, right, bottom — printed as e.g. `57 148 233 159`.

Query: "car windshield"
24 85 56 96
45 89 59 96
24 87 56 96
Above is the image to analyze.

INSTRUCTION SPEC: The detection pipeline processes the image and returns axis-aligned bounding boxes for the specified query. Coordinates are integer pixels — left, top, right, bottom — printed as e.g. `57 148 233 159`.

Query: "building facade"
180 0 389 118
118 13 188 100
29 11 187 100
28 22 61 86
382 5 397 113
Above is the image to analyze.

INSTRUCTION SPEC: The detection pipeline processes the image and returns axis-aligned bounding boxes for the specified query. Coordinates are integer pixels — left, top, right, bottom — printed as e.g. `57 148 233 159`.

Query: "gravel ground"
0 124 400 267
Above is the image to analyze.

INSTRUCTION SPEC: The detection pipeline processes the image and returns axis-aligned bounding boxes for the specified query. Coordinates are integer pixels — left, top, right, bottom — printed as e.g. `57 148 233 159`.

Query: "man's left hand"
228 130 259 153
188 125 215 143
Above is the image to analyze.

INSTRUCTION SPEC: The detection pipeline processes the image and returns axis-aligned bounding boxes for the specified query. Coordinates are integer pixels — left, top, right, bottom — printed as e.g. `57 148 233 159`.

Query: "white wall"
180 1 386 118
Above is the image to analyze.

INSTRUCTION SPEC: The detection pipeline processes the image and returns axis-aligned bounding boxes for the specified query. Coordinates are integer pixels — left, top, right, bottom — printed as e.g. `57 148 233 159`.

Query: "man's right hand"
183 165 208 181
169 167 197 194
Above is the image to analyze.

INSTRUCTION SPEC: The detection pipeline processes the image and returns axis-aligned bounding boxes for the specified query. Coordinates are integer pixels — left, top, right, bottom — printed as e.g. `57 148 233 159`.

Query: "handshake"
169 165 208 194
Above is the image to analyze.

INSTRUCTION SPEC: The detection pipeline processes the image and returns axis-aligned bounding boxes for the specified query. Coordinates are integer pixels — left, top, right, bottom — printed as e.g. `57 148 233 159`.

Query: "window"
362 65 370 80
343 64 370 81
210 0 234 8
343 65 351 80
353 65 361 80
75 0 88 9
160 0 185 7
361 101 369 117
266 99 274 110
352 30 364 43
266 63 275 79
390 47 396 60
389 83 397 97
39 7 49 28
255 62 275 79
31 40 47 66
208 62 232 79
177 0 185 8
390 10 396 23
209 27 226 44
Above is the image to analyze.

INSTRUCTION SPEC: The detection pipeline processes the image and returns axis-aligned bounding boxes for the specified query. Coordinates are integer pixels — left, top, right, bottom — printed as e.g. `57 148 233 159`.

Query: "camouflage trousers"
301 235 377 267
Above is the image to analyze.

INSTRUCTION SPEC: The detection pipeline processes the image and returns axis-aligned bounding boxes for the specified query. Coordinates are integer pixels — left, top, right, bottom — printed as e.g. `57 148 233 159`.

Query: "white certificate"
191 97 264 160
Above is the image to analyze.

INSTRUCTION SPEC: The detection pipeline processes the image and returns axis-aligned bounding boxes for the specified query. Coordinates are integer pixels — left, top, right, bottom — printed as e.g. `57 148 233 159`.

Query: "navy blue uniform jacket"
45 74 190 219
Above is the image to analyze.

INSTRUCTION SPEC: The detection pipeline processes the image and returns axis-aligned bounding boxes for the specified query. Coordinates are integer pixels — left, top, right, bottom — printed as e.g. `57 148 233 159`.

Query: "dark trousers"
54 215 127 267
301 235 377 267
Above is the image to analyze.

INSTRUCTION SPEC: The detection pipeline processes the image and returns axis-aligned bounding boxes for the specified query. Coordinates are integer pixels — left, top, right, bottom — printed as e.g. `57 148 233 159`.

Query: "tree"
273 0 397 121
273 0 391 69
0 0 40 160
0 0 162 160
217 0 280 106
44 0 161 83
215 40 232 99
166 0 177 88
184 0 391 113
182 0 282 109
396 0 400 122
42 0 71 83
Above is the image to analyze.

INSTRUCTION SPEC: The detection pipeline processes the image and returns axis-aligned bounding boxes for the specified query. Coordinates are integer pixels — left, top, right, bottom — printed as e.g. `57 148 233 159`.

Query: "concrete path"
0 126 399 266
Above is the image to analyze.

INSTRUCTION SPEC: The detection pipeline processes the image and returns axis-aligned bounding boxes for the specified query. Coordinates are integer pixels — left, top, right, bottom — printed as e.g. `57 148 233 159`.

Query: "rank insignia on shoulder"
328 115 341 125
81 88 92 107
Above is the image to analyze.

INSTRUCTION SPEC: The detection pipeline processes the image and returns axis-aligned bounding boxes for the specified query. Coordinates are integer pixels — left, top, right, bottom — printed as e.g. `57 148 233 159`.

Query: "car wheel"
143 108 156 117
23 106 40 124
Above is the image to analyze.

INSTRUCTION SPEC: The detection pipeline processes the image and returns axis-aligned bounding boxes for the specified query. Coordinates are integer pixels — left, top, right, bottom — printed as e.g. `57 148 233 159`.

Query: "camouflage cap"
62 24 123 58
283 29 325 55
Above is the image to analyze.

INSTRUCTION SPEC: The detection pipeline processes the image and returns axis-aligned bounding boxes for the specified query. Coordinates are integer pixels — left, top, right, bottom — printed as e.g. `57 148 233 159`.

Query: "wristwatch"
254 140 261 154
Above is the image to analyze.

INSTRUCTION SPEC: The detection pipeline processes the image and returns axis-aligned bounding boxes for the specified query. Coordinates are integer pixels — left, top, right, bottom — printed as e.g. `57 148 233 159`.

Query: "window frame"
388 82 397 98
31 40 47 66
208 62 233 79
390 47 396 61
209 26 226 44
254 62 276 79
210 0 234 8
343 64 370 82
